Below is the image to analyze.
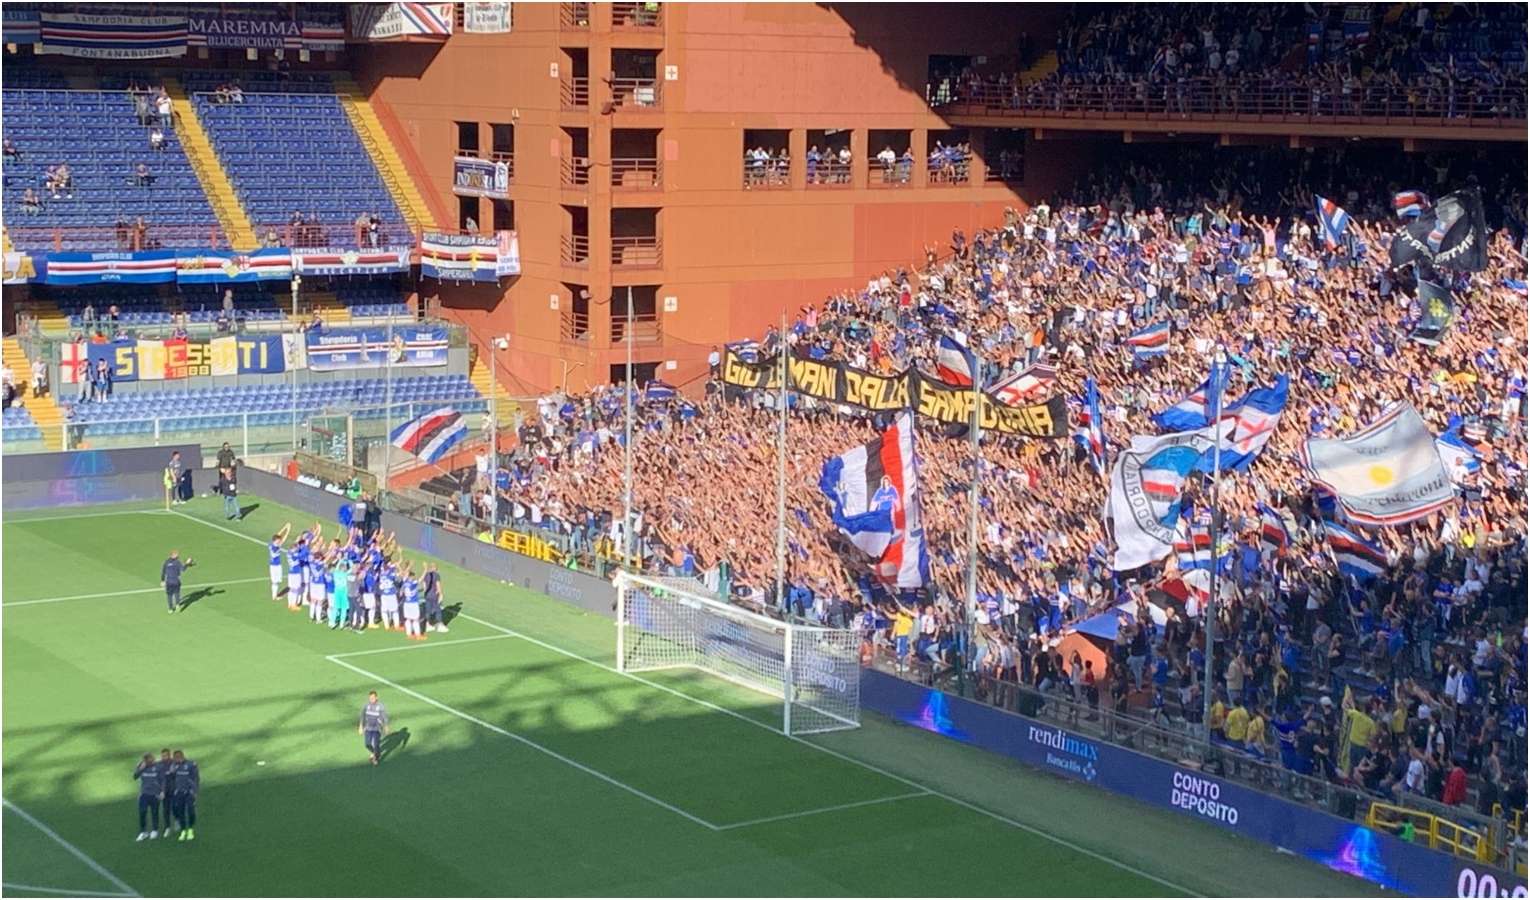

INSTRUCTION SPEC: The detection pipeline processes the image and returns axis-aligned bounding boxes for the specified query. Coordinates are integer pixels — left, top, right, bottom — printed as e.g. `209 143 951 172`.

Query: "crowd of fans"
455 140 1526 826
939 2 1527 120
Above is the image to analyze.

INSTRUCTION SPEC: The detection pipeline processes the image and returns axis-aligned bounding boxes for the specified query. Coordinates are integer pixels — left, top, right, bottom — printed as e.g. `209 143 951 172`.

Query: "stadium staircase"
332 77 437 234
1015 50 1059 83
302 288 353 328
2 229 12 253
163 78 258 251
4 337 63 450
468 349 516 423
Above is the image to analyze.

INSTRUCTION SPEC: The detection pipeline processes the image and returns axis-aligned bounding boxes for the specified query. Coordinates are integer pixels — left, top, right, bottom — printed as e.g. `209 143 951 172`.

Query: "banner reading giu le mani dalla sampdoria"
721 348 1067 439
59 327 448 382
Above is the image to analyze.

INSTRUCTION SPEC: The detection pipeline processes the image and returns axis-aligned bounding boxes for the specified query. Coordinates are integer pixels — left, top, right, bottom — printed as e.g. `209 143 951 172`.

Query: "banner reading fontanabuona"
722 349 1065 438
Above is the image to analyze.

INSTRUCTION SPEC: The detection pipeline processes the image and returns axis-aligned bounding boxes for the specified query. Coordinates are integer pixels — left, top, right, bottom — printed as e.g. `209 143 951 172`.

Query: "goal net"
615 573 861 735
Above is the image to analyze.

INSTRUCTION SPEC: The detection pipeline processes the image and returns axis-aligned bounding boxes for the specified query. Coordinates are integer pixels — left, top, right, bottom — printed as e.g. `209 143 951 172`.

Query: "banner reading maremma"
304 327 450 371
420 231 521 281
722 348 1066 438
61 335 285 383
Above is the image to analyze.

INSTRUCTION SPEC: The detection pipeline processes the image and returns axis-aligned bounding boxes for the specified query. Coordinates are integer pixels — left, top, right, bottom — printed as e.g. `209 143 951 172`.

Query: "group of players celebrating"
267 522 447 640
132 749 200 842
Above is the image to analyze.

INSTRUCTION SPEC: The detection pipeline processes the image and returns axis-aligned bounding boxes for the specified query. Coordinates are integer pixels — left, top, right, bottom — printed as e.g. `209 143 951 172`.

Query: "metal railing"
867 157 915 187
742 155 790 189
4 225 227 253
560 234 590 267
611 235 661 268
559 1 590 28
928 155 972 185
937 80 1528 126
561 77 590 110
559 309 591 341
561 156 591 188
611 157 661 189
253 222 415 250
805 158 852 187
612 311 660 342
609 78 661 109
611 1 662 28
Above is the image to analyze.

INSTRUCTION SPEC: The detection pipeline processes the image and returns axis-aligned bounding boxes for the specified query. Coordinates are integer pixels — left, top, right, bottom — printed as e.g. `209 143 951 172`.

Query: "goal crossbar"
615 572 861 735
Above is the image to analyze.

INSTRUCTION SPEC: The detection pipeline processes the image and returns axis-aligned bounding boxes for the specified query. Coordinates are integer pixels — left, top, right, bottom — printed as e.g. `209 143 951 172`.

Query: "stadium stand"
1 405 43 444
1 90 220 251
193 88 414 249
333 280 411 319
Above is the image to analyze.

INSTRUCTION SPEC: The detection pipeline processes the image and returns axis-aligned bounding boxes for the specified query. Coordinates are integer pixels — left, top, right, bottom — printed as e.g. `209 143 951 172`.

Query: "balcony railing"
927 153 972 185
561 77 590 110
936 79 1528 127
561 156 591 188
3 224 225 253
609 78 661 109
560 1 590 29
560 234 590 267
742 154 790 189
560 309 590 341
805 158 852 187
611 157 661 189
611 1 662 28
867 156 914 188
612 311 660 342
611 235 661 268
256 223 416 249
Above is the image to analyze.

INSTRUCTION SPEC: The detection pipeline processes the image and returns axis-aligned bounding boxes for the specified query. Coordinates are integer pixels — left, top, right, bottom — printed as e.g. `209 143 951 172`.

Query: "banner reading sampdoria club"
304 327 450 371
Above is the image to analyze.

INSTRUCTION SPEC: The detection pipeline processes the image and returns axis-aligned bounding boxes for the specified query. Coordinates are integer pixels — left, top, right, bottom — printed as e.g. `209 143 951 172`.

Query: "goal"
615 573 861 735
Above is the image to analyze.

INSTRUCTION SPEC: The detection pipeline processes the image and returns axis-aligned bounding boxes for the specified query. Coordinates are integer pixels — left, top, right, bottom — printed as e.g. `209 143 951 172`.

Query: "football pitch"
2 498 1390 898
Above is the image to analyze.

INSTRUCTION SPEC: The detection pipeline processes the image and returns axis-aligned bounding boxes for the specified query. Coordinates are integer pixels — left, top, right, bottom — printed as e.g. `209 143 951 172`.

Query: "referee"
359 691 390 766
160 550 193 613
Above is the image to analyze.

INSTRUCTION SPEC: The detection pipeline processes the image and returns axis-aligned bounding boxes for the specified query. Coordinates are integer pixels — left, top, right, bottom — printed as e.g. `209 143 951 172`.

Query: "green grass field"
1 498 1392 897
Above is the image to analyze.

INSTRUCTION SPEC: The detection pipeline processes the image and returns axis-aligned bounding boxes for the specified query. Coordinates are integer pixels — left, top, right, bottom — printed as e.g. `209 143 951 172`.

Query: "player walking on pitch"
360 691 390 766
133 752 166 840
168 750 200 841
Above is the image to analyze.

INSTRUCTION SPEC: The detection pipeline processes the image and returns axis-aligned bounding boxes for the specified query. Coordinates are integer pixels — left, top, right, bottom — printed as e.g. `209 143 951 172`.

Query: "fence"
611 157 661 190
610 235 661 268
609 78 661 109
742 155 791 189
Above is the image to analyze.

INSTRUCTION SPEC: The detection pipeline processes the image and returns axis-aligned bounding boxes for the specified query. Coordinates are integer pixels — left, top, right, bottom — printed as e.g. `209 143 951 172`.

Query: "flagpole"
774 311 788 615
1202 347 1226 741
622 285 635 571
964 346 983 669
382 319 395 492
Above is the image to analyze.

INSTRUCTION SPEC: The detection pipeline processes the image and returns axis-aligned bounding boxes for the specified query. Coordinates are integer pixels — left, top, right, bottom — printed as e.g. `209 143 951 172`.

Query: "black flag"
1390 188 1488 272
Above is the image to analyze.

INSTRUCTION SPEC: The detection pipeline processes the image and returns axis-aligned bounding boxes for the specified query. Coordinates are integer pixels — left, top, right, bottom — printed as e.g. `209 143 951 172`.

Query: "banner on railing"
187 14 302 50
722 349 1066 438
61 334 286 383
39 12 188 59
3 252 43 284
452 156 511 199
420 231 520 282
305 327 450 371
463 2 512 33
301 21 345 52
292 247 409 277
2 9 41 44
348 3 453 40
175 248 292 283
44 251 178 285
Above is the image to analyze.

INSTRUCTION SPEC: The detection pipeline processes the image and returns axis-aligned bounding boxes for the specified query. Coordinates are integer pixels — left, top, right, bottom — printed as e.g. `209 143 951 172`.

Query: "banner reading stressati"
305 327 449 371
722 349 1065 438
61 335 285 383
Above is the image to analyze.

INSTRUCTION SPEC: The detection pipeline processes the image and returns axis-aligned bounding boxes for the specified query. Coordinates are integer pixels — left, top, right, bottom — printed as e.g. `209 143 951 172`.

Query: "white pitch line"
326 633 516 660
456 614 1202 898
0 883 134 898
326 655 723 832
2 799 140 898
178 510 1199 895
3 578 269 608
714 791 931 831
2 509 165 525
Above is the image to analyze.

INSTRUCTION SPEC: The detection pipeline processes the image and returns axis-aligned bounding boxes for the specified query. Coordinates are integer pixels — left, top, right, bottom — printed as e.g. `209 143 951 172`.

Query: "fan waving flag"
1315 195 1351 250
1303 403 1456 526
1393 190 1431 219
644 379 678 404
1152 366 1228 431
390 407 467 464
818 412 930 587
1194 374 1289 474
1074 376 1107 474
1257 503 1290 558
935 333 976 386
1126 322 1170 357
991 360 1057 405
1324 521 1388 582
1172 515 1213 571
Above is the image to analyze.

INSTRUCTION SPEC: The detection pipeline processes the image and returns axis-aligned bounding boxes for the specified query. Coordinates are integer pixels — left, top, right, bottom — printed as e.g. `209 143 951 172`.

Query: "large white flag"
1302 403 1456 526
1106 426 1222 571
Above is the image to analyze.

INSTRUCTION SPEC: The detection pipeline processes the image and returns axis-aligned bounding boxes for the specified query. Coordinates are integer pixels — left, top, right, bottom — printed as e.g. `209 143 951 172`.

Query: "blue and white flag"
1074 376 1107 475
1302 403 1456 526
1172 515 1213 571
1125 322 1170 357
727 339 763 364
1105 426 1221 571
1315 195 1351 250
643 379 678 404
818 412 929 587
1195 374 1289 473
1152 365 1229 432
1435 428 1483 485
1393 190 1431 219
1257 502 1290 557
390 407 466 464
1323 521 1387 582
935 333 975 386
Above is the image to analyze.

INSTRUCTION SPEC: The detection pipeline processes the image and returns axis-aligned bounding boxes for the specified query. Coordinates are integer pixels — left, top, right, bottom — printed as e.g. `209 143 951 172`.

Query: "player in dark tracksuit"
422 563 447 633
133 753 166 840
360 692 390 766
161 550 192 613
158 748 176 833
168 750 201 841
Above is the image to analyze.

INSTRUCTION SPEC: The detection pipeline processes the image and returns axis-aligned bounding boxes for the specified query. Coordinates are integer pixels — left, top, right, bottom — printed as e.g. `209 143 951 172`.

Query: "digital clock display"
1457 866 1529 899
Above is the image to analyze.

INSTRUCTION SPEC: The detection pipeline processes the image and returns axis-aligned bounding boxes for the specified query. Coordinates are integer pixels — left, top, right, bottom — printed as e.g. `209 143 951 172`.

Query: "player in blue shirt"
267 523 291 602
401 565 425 640
360 562 379 629
307 556 328 624
379 562 401 632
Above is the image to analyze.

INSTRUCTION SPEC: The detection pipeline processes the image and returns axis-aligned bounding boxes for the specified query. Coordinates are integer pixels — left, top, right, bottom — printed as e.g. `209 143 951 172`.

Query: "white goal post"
615 572 861 735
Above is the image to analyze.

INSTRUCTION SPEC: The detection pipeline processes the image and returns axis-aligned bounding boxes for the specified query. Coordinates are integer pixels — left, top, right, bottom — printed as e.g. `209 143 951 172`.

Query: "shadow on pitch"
178 587 224 610
238 503 262 518
441 603 463 626
379 727 410 762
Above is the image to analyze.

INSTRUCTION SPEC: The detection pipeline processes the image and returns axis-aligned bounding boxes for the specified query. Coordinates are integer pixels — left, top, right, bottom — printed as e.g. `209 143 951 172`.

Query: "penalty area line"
713 790 932 831
0 884 136 898
2 799 140 898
